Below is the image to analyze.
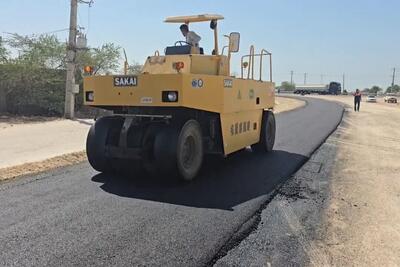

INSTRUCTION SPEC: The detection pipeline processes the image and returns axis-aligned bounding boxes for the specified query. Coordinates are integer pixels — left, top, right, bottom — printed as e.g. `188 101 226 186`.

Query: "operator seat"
165 45 204 55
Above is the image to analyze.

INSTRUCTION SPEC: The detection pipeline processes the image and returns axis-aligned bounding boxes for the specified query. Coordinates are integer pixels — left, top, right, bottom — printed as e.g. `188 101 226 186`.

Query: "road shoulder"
215 107 342 266
216 96 400 266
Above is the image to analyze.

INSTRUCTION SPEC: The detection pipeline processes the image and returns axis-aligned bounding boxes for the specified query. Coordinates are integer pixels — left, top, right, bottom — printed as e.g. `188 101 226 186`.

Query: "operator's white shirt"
186 31 201 47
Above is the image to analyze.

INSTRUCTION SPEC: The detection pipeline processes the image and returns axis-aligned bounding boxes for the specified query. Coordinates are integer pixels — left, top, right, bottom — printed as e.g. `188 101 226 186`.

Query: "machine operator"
180 24 201 47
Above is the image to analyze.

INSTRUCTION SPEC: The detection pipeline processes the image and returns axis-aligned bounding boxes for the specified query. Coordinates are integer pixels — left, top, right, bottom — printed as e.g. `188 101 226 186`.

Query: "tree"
279 81 295 91
127 61 143 75
1 33 122 115
76 43 121 75
0 37 9 111
1 34 66 97
369 85 382 94
5 33 121 74
0 36 9 63
386 84 400 93
6 33 65 69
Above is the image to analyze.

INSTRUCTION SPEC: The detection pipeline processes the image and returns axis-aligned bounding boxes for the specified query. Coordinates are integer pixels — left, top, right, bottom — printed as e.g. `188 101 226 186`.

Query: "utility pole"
64 0 78 119
342 73 345 94
304 73 307 84
290 70 293 84
391 67 396 88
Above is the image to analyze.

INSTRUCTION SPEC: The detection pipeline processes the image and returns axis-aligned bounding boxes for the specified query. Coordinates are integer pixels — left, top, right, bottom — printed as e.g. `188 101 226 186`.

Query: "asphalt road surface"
0 98 343 267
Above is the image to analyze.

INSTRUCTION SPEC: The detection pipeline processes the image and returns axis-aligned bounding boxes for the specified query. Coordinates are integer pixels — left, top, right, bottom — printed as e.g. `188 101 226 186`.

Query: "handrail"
240 55 247 78
154 50 160 56
249 45 254 79
241 47 272 82
259 49 272 82
221 45 228 55
221 34 230 56
241 55 252 79
240 45 255 79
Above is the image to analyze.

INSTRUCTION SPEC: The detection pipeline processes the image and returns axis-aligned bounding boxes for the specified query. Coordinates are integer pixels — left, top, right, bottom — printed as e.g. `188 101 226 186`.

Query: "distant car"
384 95 398 103
366 95 377 103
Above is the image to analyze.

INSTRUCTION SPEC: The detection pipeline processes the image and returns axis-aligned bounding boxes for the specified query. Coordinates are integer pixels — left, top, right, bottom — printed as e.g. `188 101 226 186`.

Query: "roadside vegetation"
0 34 140 116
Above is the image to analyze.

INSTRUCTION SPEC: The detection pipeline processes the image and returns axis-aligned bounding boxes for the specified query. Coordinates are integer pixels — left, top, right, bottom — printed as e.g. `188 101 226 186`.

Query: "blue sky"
1 0 399 91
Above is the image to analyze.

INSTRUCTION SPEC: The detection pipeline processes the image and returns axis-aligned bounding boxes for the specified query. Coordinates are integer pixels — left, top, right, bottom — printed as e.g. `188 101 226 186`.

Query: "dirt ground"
0 151 86 181
310 95 400 265
216 95 400 266
0 114 61 130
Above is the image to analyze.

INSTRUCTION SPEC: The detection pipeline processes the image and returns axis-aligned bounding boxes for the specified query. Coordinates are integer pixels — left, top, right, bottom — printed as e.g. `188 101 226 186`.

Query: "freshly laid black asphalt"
0 97 343 267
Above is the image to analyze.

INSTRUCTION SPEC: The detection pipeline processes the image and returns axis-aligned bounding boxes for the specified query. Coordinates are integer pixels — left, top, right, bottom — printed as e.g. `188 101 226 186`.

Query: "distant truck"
294 82 341 95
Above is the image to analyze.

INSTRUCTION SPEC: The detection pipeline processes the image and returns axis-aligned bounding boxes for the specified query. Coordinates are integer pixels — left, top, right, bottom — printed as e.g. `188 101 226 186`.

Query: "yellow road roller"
83 14 276 181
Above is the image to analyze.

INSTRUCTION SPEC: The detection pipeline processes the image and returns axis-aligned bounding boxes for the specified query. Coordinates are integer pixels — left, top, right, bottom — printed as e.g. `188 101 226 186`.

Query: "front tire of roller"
175 120 203 181
251 111 276 153
151 120 203 181
153 127 178 175
86 116 122 172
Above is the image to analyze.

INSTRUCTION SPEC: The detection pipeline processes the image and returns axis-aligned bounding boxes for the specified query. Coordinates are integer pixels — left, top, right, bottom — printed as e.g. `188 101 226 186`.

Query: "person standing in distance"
353 89 362 111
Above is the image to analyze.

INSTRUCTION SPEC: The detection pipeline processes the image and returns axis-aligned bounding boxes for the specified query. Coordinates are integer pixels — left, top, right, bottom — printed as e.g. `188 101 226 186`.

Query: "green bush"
1 64 66 116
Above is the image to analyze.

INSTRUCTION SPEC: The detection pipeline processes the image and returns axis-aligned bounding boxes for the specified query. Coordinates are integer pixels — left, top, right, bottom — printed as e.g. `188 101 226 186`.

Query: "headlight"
167 92 177 102
85 91 94 102
162 91 178 102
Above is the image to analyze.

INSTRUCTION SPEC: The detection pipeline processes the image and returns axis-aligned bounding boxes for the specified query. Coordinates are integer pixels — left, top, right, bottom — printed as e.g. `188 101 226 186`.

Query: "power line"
3 28 70 37
78 0 94 6
40 28 70 35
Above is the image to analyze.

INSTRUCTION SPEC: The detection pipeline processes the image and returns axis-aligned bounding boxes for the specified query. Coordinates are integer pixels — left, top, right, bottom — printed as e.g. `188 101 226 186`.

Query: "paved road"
0 98 343 267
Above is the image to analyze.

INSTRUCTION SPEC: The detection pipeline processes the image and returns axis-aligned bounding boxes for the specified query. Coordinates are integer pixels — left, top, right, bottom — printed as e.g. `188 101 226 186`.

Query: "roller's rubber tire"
153 127 179 175
251 111 276 153
86 116 123 173
175 120 203 181
142 124 163 175
153 121 203 181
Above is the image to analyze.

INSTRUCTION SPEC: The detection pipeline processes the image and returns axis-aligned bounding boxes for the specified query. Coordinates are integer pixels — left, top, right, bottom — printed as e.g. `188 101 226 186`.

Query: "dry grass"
0 151 87 182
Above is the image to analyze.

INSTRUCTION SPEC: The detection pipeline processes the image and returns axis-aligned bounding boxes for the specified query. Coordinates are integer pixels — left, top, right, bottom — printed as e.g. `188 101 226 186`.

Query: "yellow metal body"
84 67 274 155
84 14 275 156
141 55 229 76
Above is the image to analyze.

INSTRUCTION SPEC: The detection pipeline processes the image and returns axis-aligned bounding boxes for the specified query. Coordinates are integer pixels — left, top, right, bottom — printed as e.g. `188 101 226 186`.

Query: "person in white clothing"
179 24 201 47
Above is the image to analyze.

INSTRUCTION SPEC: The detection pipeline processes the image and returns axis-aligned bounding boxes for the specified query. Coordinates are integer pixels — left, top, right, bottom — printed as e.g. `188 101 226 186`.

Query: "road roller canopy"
163 14 225 58
164 14 224 24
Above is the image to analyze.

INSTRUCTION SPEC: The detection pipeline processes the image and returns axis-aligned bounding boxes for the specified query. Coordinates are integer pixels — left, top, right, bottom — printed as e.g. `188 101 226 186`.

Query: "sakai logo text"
114 76 137 87
230 121 251 136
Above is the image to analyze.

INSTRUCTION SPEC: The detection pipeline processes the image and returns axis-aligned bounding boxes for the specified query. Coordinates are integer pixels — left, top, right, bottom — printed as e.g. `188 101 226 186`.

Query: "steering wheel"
175 41 192 46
